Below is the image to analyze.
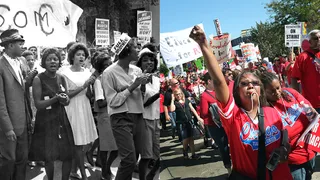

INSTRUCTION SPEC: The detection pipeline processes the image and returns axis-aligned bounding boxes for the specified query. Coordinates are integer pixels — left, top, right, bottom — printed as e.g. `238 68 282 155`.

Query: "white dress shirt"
3 53 23 85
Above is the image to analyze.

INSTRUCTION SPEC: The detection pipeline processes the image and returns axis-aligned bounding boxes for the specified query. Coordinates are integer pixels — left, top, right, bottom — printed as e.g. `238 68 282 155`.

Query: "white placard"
160 24 204 68
0 0 83 47
95 18 109 46
137 11 152 45
113 31 121 44
209 34 232 64
285 24 301 47
111 33 131 55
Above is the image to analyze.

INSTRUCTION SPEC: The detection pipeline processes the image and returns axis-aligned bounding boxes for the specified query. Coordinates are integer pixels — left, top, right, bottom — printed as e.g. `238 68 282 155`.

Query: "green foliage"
250 0 320 59
160 61 169 77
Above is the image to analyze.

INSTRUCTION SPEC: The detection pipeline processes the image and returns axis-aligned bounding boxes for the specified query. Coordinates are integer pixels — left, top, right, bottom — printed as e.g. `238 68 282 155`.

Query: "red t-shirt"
199 90 217 126
216 93 292 180
269 88 316 165
286 64 294 85
291 49 320 108
160 93 164 113
273 64 286 75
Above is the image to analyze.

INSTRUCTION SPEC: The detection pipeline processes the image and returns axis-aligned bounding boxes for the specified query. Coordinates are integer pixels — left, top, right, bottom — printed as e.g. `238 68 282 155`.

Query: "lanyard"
269 98 293 125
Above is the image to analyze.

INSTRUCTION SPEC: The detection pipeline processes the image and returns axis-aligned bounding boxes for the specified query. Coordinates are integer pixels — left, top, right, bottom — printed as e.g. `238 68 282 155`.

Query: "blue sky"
160 0 272 39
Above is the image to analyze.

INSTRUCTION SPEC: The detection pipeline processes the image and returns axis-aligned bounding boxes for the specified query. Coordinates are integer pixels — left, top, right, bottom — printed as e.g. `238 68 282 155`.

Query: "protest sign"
209 34 232 64
285 24 301 47
160 24 204 68
0 0 82 47
113 31 121 44
240 43 258 63
95 18 109 46
297 115 320 152
111 33 131 55
137 11 152 45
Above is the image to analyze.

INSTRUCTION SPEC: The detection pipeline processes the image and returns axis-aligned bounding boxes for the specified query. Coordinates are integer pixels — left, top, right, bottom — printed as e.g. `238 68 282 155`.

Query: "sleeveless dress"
28 73 74 162
61 67 98 145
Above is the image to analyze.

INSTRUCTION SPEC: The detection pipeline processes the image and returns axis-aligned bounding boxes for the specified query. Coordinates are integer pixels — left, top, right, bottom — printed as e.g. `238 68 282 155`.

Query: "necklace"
269 97 292 125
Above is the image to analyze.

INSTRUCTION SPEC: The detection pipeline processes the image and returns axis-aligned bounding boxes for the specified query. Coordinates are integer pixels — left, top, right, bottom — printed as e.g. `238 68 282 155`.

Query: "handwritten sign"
111 33 131 55
0 0 82 47
137 11 152 45
209 34 232 64
297 115 320 152
160 24 204 68
240 43 258 63
95 18 109 46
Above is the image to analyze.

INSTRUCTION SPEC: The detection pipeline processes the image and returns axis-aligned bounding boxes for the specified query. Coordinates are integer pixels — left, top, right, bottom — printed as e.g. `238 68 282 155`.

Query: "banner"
0 0 83 47
113 31 121 44
209 34 232 64
240 43 258 63
95 18 110 46
160 24 204 68
137 11 152 45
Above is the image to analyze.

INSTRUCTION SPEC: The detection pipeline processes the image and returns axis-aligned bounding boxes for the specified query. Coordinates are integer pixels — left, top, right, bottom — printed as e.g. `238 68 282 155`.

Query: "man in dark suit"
0 29 33 180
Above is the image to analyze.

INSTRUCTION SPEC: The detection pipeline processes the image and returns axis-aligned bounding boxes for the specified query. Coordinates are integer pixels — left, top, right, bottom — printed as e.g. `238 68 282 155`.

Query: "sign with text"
95 18 109 46
209 34 232 64
240 43 258 63
160 24 204 68
113 31 121 44
137 11 152 45
0 0 83 47
285 24 301 47
297 115 320 152
110 33 131 55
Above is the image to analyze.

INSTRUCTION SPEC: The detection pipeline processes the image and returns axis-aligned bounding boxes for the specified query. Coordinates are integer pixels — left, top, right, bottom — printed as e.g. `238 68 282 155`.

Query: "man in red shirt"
291 30 320 113
273 57 286 85
199 73 232 175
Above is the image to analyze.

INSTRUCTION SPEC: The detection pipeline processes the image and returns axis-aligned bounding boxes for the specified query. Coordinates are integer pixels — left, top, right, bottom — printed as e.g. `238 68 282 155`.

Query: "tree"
250 21 288 59
266 0 320 30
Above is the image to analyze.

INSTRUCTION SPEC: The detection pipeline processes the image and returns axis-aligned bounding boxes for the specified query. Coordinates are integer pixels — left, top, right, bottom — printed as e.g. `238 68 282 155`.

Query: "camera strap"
257 106 267 180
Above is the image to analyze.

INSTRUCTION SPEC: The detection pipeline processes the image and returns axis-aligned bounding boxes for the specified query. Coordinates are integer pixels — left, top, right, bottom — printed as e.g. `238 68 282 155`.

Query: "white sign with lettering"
285 24 301 47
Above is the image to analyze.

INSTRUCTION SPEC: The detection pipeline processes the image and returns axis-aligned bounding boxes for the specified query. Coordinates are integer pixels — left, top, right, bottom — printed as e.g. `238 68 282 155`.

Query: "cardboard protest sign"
137 11 152 45
160 24 204 68
297 115 320 152
95 18 110 46
209 34 232 64
111 33 131 55
240 43 258 63
0 0 82 47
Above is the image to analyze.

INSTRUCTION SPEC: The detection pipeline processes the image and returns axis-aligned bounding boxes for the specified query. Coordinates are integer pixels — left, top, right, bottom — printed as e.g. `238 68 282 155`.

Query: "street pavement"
160 125 320 180
26 154 159 180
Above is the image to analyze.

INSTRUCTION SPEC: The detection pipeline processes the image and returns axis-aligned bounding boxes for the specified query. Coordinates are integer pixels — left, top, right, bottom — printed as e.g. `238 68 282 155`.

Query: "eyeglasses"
227 73 233 76
174 93 182 96
239 81 260 87
172 82 179 86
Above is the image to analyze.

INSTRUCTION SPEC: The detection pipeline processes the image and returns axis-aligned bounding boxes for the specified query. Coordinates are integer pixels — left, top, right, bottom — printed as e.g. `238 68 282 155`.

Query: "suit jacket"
0 55 31 136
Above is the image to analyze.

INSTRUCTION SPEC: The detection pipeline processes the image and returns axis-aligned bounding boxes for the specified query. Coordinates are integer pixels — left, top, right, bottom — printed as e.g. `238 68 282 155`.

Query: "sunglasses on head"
239 80 260 87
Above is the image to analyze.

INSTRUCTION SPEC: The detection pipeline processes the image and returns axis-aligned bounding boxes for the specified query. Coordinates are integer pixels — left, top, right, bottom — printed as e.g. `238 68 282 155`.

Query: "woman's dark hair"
94 53 112 73
41 48 62 68
22 50 34 58
136 50 158 73
259 71 291 102
67 43 89 65
142 43 157 53
28 46 37 51
233 70 267 107
202 72 211 85
118 39 134 59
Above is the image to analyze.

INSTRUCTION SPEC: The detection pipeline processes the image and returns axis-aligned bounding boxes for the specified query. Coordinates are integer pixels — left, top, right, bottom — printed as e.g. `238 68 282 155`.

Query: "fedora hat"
0 29 25 46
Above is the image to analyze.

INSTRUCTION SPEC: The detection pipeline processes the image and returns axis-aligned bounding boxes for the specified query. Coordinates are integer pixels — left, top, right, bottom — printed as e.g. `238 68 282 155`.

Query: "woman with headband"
189 25 292 180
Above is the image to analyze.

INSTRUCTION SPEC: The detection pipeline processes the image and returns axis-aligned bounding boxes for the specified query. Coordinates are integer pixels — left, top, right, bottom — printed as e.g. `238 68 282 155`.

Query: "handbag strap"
257 106 266 180
205 90 217 100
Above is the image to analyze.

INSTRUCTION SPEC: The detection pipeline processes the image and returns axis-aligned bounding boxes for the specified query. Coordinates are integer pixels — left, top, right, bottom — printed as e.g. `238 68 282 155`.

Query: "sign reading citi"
0 0 83 47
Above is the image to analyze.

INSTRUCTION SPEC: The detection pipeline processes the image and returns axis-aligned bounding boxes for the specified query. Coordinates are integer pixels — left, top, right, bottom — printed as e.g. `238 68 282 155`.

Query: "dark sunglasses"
227 73 233 76
239 80 260 87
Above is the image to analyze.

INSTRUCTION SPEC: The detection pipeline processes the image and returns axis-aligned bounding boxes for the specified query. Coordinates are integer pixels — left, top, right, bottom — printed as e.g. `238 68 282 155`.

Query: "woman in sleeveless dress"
29 48 74 180
60 43 97 180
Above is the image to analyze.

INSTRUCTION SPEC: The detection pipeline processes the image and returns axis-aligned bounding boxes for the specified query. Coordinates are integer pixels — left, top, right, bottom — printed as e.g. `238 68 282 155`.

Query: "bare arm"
189 26 229 104
164 106 170 121
169 97 176 112
189 102 201 120
32 76 59 109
